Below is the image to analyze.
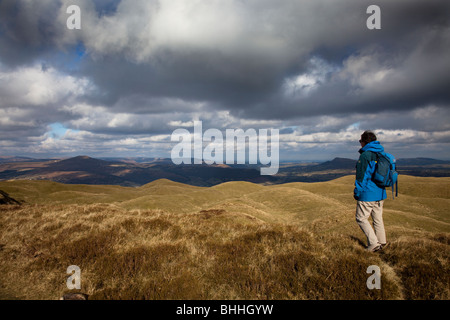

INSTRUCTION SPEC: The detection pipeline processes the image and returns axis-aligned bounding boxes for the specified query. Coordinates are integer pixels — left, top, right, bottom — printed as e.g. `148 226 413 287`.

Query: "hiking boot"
380 242 390 250
367 244 382 252
373 245 383 252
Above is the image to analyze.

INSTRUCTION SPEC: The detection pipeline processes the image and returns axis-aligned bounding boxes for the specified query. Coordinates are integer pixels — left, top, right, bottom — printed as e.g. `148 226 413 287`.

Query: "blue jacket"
354 141 387 202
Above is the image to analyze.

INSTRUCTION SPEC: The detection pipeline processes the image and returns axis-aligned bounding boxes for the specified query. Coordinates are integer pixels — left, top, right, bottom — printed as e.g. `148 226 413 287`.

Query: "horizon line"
1 154 450 162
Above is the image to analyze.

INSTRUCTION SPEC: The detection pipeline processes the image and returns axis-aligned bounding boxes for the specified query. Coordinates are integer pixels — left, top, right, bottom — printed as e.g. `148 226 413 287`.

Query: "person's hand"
353 187 360 201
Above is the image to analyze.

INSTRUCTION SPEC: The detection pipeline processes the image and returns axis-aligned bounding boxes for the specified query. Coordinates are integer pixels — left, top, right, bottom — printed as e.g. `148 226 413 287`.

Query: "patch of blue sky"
41 42 87 74
280 126 298 135
93 0 121 17
48 123 79 139
66 42 87 72
348 122 361 130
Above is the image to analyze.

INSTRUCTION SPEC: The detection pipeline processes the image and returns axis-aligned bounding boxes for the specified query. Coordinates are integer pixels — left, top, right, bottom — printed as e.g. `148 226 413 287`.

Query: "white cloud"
56 0 312 65
0 64 91 107
338 53 395 93
284 56 337 98
168 120 195 128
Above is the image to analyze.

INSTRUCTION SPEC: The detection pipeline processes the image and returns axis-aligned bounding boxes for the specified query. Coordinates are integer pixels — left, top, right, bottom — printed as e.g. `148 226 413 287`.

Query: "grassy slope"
0 175 448 300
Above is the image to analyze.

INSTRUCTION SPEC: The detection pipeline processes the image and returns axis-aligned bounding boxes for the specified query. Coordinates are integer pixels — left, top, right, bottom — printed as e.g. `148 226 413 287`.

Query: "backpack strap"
395 180 398 197
391 179 398 199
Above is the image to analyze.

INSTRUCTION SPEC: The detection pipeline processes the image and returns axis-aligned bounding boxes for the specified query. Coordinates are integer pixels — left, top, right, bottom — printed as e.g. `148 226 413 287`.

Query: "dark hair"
360 131 377 144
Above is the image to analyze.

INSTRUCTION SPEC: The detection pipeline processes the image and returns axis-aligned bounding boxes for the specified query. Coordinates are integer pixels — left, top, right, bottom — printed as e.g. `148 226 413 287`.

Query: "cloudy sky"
0 0 449 161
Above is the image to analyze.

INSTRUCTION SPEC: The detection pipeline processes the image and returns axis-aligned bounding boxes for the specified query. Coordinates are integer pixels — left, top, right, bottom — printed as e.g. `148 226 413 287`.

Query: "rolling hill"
0 175 448 300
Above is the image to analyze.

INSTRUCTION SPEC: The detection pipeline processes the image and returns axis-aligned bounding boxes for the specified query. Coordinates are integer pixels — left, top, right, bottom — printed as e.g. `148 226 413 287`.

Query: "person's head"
359 131 377 147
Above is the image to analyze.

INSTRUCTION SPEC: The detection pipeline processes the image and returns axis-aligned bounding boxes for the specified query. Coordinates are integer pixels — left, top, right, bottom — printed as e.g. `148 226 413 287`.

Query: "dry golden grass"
0 175 449 300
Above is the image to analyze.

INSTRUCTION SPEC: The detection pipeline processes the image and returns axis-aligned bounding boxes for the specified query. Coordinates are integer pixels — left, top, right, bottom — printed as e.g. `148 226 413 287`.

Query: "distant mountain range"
0 156 273 187
396 157 450 166
0 156 57 163
0 155 449 186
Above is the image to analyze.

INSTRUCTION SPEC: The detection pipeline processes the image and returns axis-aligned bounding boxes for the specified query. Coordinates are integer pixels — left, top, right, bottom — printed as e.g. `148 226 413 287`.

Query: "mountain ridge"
0 155 449 187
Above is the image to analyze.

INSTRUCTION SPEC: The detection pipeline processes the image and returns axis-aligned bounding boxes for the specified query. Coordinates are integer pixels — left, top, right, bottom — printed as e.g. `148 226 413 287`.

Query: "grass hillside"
0 175 448 300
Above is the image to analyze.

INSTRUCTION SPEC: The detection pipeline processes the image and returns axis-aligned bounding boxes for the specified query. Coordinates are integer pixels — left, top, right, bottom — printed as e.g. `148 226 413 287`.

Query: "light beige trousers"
356 200 386 250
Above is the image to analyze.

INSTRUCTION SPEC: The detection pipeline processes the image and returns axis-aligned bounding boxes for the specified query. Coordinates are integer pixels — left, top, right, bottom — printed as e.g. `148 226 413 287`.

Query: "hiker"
354 131 389 252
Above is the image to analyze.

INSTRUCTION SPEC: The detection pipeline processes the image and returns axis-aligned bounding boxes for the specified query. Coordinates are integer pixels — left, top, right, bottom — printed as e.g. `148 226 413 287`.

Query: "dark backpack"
373 152 399 198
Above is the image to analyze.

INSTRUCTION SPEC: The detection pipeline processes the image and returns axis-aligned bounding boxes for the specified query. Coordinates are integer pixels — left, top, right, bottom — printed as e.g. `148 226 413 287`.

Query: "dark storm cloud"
75 0 450 120
0 0 62 66
1 0 449 116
